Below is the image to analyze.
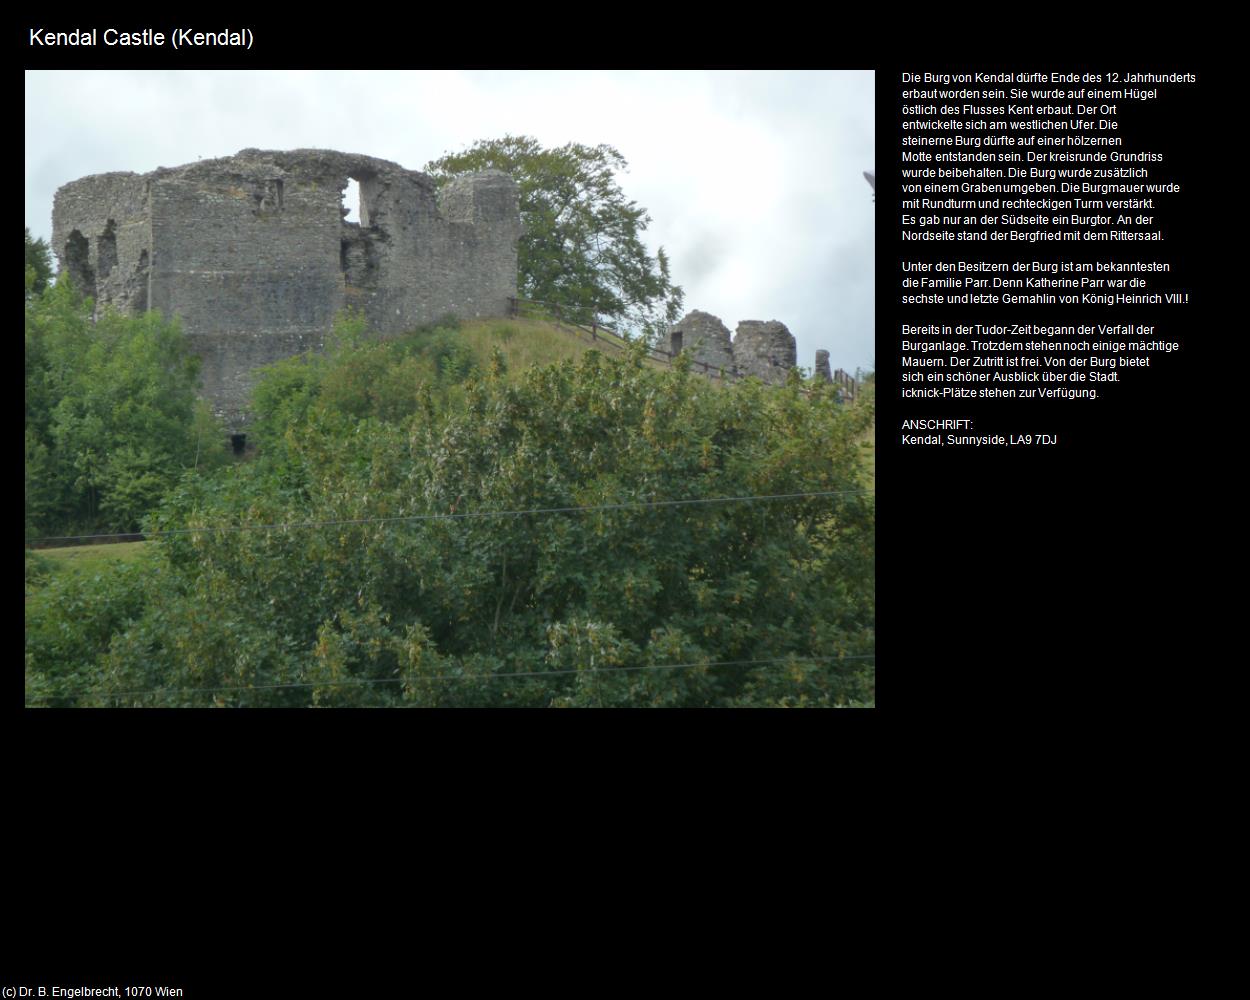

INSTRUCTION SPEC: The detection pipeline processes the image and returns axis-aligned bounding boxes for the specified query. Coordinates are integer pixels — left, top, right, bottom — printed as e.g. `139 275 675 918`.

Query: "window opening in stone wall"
65 230 95 300
671 330 684 356
341 177 362 224
340 173 381 288
341 173 379 228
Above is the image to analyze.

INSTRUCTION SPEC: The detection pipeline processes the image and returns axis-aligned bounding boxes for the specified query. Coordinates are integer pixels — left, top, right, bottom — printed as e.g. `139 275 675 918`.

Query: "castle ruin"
667 311 799 385
52 148 522 429
668 311 857 400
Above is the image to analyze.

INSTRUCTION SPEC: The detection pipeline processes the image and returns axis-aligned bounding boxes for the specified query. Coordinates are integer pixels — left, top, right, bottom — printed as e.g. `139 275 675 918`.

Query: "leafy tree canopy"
25 226 53 297
27 334 874 708
426 136 684 341
24 274 225 537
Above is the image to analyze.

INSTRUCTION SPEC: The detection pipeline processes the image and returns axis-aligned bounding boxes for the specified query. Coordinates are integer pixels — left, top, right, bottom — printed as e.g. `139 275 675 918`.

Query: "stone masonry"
668 311 802 386
668 310 735 375
732 320 798 384
52 149 522 429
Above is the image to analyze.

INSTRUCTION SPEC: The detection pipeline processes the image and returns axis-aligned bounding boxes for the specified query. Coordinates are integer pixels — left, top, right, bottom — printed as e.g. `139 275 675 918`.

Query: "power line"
26 654 877 702
25 488 874 546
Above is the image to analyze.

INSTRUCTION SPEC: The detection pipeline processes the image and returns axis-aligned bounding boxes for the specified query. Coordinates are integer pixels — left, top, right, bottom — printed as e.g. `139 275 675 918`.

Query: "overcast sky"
25 70 874 374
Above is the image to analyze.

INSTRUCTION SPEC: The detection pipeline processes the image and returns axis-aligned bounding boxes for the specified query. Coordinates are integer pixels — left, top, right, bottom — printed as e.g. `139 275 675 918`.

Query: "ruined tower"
668 310 849 391
668 311 800 385
667 310 735 375
732 320 797 384
52 149 522 429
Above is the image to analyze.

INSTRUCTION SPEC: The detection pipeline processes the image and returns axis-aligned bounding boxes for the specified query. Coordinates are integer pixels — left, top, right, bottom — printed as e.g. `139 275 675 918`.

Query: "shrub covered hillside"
26 316 875 707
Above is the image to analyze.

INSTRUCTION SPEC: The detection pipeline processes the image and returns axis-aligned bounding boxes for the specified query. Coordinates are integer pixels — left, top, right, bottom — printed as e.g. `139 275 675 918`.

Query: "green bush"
24 279 225 537
25 558 151 707
41 342 874 707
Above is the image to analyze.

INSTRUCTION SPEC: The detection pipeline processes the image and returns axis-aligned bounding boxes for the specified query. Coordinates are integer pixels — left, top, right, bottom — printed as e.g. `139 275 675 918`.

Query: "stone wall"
52 149 521 429
669 311 801 386
51 172 151 315
733 320 797 384
668 310 735 375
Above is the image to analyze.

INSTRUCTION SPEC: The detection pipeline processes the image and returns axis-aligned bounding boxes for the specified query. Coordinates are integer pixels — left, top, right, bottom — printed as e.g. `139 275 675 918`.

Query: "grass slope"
26 541 149 596
39 541 148 570
440 316 669 376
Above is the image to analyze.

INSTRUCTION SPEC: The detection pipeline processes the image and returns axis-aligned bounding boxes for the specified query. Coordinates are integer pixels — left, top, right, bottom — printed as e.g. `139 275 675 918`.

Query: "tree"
425 136 684 341
24 277 226 536
30 341 874 707
25 226 53 297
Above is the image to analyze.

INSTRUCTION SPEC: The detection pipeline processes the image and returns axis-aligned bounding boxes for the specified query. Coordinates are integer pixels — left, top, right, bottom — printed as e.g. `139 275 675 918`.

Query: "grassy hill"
399 314 670 376
25 541 149 593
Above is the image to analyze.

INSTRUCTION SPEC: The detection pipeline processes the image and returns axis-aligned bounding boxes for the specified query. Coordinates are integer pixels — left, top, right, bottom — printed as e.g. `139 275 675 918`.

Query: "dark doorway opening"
230 434 247 455
65 230 95 300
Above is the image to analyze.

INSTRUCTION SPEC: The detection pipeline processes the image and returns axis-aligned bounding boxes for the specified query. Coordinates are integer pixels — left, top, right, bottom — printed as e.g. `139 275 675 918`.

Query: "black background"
17 15 1227 991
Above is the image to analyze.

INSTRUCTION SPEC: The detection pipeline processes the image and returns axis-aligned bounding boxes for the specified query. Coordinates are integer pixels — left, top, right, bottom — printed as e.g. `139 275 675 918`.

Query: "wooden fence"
832 368 858 404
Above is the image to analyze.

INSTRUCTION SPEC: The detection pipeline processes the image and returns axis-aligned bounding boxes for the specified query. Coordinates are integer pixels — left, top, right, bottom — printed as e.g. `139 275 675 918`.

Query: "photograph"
24 70 876 708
